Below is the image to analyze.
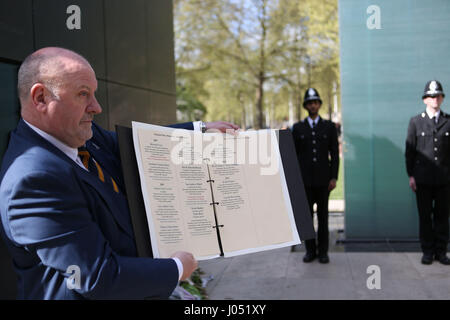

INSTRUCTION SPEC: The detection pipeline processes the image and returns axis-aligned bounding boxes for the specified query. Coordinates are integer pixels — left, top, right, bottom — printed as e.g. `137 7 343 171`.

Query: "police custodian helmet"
422 80 445 99
303 88 322 107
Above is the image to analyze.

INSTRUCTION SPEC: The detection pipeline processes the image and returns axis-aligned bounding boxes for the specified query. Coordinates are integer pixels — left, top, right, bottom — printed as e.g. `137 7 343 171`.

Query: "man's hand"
171 251 198 281
409 176 417 192
205 121 240 134
328 179 337 192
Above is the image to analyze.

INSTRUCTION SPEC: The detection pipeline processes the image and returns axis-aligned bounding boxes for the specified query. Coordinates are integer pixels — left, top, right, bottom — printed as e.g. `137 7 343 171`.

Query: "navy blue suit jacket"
0 119 193 299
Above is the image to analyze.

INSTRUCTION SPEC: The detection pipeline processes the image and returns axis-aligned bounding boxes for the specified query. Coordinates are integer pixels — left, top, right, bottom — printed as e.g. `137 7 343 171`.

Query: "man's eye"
80 91 89 97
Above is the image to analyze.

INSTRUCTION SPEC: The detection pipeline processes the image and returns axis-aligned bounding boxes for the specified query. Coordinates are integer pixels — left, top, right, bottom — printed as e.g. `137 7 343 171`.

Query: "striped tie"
78 146 120 193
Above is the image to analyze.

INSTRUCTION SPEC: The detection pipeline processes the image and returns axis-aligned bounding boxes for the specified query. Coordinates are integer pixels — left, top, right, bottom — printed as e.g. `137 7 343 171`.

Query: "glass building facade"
340 0 450 239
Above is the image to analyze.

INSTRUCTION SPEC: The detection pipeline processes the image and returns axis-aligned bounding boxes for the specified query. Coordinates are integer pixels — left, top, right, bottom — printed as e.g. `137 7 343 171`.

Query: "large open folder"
116 123 314 260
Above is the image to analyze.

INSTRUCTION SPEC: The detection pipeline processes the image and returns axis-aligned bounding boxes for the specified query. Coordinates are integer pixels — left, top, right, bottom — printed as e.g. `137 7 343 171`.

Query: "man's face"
423 94 444 111
44 61 102 148
305 100 321 116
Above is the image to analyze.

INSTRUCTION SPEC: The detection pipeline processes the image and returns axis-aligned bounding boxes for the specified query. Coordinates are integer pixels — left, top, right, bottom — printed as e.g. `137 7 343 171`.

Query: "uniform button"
435 157 438 161
312 140 316 144
421 132 425 136
313 149 317 153
434 147 438 151
434 138 438 142
313 158 317 162
312 132 315 136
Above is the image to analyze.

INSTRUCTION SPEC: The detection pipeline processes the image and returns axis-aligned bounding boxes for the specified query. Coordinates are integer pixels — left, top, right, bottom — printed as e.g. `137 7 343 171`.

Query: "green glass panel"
339 0 450 239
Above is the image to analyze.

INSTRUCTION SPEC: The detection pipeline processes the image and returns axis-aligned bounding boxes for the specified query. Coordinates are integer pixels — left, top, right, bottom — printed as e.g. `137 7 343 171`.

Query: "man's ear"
30 83 49 112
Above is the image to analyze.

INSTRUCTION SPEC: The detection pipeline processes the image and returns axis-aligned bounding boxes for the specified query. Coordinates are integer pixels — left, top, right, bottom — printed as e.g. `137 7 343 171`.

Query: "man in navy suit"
0 47 239 299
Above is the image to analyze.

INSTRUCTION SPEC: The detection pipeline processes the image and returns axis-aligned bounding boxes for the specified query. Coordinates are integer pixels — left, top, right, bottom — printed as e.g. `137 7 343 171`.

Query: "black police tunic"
405 111 450 186
292 117 339 187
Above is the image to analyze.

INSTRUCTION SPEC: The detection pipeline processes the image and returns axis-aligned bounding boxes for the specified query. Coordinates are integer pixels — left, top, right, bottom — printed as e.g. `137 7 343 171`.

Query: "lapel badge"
446 132 449 136
91 142 100 150
421 113 426 118
422 132 425 136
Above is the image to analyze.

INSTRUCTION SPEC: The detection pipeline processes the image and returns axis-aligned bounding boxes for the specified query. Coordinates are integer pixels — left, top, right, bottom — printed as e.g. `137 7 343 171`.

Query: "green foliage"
174 0 340 128
176 85 207 122
180 268 208 300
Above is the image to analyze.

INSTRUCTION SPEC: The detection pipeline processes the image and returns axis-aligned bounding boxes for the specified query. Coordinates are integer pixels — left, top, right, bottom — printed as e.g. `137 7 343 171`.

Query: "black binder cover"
116 125 153 258
116 126 315 258
277 129 315 241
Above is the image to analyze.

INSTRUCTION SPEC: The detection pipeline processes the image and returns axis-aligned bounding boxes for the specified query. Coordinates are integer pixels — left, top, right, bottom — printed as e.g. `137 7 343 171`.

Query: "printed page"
206 130 301 257
132 122 220 260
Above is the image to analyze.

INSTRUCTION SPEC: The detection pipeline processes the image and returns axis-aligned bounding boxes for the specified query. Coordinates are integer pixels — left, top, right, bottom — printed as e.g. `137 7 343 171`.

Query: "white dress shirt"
307 116 320 128
426 109 440 123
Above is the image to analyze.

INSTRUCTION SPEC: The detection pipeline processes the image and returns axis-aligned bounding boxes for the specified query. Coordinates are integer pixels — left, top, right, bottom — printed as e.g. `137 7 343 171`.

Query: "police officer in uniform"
292 88 339 263
405 80 450 265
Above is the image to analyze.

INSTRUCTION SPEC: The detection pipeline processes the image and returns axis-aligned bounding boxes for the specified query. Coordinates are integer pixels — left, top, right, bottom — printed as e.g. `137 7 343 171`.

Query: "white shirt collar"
307 116 320 128
23 120 85 169
425 108 440 122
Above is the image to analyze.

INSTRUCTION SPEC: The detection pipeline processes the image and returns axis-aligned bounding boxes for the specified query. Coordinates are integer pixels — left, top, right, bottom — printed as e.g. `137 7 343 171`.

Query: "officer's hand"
328 179 337 192
171 251 198 281
409 176 417 192
205 121 240 134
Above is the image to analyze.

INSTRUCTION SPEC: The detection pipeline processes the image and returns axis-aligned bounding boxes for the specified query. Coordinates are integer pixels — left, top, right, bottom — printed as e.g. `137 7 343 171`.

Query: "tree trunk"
256 73 265 129
296 83 303 121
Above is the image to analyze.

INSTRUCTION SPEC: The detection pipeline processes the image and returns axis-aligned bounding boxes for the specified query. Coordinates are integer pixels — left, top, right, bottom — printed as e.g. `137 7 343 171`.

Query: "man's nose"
87 96 102 114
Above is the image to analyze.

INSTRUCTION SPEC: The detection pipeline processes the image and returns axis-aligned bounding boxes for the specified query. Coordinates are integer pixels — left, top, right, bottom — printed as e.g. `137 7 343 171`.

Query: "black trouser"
415 184 450 256
304 186 329 256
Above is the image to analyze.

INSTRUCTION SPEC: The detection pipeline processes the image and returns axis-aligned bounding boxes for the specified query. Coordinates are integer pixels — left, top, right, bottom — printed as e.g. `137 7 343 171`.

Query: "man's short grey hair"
17 47 88 104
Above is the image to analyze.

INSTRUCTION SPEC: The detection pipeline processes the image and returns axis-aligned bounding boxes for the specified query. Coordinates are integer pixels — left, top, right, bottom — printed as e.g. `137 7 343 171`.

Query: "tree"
173 0 340 128
176 84 207 122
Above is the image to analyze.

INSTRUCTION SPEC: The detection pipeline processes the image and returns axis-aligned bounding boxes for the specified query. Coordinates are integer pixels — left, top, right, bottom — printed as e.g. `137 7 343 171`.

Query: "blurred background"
173 0 340 130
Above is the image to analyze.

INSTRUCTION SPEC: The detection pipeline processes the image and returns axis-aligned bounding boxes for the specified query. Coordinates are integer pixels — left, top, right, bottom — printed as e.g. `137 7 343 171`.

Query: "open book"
131 121 301 260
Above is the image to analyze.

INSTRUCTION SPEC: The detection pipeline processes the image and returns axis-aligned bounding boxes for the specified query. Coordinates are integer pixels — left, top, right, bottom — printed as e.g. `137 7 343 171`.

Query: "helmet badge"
430 81 438 92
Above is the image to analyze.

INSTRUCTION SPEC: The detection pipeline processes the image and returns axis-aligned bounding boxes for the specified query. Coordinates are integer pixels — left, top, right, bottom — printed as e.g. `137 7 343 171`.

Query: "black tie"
430 116 437 126
78 146 120 193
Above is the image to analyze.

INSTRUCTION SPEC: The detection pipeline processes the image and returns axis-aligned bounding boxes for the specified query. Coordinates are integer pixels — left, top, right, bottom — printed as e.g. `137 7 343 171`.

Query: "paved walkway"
198 212 450 300
199 249 449 300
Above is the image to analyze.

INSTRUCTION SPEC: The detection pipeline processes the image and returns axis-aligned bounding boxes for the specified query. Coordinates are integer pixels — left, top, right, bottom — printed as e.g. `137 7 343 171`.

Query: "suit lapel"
303 117 321 130
75 164 134 238
436 112 449 131
86 141 119 185
83 141 134 238
300 119 311 136
302 119 310 130
314 116 324 133
17 120 134 238
86 140 125 192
